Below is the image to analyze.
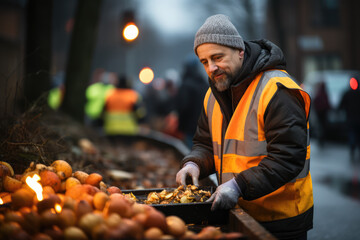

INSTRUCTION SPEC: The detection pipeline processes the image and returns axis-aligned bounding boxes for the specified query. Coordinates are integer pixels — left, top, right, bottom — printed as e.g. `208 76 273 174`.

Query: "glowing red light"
350 77 358 90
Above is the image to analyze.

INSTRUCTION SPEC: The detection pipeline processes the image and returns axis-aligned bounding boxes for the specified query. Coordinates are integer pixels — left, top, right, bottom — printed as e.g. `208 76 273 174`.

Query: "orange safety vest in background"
204 70 313 222
104 88 140 135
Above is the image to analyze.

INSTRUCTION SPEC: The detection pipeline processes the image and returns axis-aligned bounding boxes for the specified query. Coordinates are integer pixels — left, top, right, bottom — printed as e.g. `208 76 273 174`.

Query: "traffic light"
120 10 139 43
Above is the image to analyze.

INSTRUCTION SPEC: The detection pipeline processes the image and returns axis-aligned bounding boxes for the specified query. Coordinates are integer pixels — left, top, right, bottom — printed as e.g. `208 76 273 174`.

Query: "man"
339 77 360 162
176 14 313 240
85 70 116 127
176 55 208 148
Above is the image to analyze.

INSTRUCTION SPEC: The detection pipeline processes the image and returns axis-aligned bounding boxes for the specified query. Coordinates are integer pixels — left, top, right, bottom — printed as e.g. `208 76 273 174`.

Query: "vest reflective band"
204 70 313 222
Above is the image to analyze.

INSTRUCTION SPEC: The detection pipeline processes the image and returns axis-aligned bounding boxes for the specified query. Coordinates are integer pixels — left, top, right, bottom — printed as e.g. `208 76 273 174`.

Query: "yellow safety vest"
204 70 313 222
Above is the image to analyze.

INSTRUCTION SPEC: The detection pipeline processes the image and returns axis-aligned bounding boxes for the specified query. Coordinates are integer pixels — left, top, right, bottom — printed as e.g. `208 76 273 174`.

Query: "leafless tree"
61 0 103 123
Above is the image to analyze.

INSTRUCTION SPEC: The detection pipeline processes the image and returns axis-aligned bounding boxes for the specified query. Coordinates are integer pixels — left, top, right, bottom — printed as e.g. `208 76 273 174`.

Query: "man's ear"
239 50 244 59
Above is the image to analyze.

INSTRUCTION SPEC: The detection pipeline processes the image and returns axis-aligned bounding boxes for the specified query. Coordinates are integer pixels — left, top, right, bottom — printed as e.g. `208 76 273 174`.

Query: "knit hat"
194 14 245 54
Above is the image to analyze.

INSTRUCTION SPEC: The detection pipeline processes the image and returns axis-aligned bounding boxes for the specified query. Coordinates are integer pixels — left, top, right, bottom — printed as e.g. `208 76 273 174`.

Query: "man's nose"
208 62 218 73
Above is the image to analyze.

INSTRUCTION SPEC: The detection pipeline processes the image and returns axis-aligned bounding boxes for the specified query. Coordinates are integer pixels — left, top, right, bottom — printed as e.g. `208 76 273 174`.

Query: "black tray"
122 187 229 225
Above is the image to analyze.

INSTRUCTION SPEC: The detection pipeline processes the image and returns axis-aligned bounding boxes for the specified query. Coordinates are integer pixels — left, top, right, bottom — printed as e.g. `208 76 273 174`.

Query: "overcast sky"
137 0 267 39
139 0 200 36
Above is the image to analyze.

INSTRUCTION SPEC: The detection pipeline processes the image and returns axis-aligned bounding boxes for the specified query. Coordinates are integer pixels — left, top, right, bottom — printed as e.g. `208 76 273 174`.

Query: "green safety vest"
85 83 114 119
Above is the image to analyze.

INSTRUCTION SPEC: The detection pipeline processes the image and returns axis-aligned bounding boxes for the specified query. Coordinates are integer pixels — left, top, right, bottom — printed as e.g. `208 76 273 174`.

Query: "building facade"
266 0 360 82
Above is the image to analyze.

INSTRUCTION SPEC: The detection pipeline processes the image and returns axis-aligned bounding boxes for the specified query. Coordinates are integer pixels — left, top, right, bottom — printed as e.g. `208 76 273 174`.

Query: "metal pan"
122 187 229 225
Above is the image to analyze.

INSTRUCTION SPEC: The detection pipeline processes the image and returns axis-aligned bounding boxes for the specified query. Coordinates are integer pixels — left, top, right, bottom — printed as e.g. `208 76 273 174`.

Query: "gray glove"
206 178 242 211
176 162 200 186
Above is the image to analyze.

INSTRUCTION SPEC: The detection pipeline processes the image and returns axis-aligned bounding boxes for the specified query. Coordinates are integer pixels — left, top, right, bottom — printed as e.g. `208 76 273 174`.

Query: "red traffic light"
350 77 358 90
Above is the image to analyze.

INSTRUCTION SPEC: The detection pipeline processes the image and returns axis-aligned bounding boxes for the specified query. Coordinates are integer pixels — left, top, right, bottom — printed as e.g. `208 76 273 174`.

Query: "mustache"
211 69 225 79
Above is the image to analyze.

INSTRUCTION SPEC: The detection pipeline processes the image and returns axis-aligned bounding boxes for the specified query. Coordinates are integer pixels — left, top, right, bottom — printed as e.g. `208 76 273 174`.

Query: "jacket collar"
209 39 287 123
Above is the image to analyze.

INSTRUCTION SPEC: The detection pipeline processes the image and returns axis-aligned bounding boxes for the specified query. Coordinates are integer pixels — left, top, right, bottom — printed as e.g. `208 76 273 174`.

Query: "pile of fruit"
0 160 244 239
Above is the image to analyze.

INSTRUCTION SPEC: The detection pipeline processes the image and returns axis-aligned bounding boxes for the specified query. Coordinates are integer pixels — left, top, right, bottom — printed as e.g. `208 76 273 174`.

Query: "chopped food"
124 185 212 204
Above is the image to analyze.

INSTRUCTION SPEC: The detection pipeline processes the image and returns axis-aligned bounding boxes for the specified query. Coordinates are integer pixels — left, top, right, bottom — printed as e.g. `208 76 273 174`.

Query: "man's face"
197 43 244 92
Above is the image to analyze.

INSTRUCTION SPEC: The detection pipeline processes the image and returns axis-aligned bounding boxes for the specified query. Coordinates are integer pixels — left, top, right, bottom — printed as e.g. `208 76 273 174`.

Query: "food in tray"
123 185 212 204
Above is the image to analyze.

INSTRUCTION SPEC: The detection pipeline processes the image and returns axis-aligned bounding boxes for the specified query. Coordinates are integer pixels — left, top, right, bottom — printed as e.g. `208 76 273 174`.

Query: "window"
311 0 340 27
303 54 342 81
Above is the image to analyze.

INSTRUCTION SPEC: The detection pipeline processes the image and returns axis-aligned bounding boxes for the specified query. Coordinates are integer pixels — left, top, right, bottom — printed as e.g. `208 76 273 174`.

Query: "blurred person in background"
163 69 180 115
48 84 65 110
142 77 166 129
176 54 208 148
103 75 146 141
161 69 183 138
176 14 313 240
85 69 116 128
48 71 65 110
339 78 360 163
313 81 330 147
142 70 182 138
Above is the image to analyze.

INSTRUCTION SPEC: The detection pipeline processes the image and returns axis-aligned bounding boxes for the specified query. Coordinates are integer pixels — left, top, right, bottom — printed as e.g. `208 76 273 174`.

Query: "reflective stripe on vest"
204 70 313 222
104 112 138 135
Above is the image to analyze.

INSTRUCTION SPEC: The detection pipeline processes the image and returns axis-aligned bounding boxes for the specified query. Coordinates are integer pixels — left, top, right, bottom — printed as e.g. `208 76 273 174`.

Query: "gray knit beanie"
194 14 245 54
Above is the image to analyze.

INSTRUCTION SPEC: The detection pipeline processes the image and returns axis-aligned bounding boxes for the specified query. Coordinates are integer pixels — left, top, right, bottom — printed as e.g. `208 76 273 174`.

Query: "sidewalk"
308 140 360 240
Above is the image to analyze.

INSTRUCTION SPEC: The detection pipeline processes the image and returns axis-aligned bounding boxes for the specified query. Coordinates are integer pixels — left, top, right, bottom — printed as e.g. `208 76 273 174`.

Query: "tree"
61 0 102 123
268 0 285 50
23 0 53 110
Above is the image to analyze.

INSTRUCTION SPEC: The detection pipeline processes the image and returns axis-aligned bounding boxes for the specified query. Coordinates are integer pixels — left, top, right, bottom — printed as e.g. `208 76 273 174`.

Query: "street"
308 139 360 240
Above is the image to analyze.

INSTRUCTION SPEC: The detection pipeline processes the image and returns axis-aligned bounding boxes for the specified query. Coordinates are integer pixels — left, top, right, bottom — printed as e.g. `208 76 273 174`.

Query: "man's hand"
206 178 242 211
176 162 200 186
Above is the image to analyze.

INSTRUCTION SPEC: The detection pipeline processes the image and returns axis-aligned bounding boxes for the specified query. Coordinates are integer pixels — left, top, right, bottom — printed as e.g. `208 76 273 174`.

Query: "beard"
210 70 233 92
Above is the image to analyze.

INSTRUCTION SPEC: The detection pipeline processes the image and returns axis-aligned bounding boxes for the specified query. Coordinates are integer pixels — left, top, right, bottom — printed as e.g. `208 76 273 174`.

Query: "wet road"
308 140 360 240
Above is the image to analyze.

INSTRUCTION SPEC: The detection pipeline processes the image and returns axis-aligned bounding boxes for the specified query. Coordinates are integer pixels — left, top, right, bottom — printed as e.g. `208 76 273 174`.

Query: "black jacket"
176 61 208 136
181 39 313 238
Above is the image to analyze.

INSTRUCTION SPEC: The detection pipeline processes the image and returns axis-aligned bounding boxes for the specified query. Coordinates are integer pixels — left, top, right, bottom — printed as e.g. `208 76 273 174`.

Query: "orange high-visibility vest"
104 89 140 135
204 70 313 222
